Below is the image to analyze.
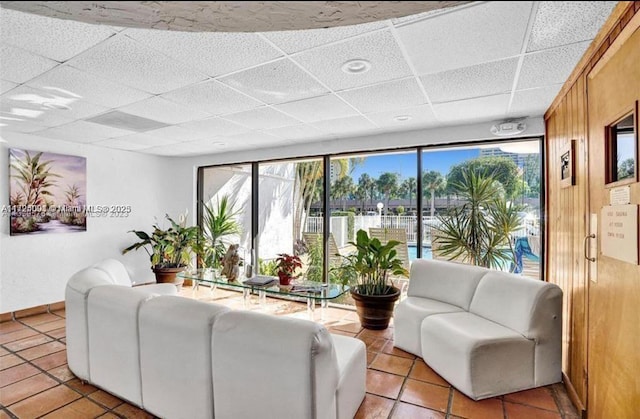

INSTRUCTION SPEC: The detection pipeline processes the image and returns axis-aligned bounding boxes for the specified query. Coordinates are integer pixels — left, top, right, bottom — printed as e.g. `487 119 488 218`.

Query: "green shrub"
258 258 278 276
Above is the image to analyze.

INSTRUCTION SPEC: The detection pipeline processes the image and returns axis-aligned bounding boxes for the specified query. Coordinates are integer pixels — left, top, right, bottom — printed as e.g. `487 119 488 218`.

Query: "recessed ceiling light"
394 115 412 122
341 59 371 74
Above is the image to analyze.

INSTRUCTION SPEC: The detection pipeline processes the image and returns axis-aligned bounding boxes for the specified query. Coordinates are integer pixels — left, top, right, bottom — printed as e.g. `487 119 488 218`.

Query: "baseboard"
563 372 586 418
0 301 66 322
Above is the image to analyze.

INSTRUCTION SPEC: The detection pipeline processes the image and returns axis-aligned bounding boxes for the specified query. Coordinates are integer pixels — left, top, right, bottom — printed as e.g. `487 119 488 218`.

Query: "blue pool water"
408 245 432 260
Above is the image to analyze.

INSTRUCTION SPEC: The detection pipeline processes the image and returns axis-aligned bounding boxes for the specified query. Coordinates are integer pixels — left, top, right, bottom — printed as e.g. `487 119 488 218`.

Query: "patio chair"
368 227 411 272
302 232 342 266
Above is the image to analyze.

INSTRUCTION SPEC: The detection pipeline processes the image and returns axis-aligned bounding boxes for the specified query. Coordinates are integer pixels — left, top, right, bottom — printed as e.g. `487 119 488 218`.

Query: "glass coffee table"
179 270 350 317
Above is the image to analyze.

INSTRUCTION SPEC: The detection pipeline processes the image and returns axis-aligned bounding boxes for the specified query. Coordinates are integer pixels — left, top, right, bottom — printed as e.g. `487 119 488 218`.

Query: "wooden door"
586 24 640 418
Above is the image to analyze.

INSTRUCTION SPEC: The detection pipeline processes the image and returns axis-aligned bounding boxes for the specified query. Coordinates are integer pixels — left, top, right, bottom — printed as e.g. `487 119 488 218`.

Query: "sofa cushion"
87 285 156 406
92 258 132 286
393 297 463 356
469 271 562 339
421 312 535 400
65 267 113 381
212 310 339 419
332 334 366 419
407 260 488 310
139 296 229 419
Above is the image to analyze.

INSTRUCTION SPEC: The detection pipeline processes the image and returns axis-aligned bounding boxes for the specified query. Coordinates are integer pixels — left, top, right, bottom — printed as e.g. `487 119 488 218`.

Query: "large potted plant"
122 213 198 288
338 229 408 330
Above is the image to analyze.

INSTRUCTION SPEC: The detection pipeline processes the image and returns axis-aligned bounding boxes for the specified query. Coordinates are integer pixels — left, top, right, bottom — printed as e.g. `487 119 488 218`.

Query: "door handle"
583 234 596 262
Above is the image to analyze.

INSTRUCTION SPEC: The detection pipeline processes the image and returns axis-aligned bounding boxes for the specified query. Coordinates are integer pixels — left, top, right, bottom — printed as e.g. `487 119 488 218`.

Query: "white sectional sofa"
66 260 366 419
394 259 562 400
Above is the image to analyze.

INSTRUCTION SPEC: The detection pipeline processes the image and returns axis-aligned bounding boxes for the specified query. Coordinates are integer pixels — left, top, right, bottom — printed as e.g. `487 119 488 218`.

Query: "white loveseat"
394 259 562 400
66 260 366 419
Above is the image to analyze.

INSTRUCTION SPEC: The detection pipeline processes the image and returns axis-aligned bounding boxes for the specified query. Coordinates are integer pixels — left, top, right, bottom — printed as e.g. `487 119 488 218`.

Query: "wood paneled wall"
546 67 590 409
544 2 640 416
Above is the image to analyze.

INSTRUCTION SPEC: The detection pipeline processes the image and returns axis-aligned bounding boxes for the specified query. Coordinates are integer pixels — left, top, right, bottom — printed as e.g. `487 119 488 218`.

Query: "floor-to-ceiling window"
199 164 252 274
198 137 543 290
257 158 324 281
422 140 542 279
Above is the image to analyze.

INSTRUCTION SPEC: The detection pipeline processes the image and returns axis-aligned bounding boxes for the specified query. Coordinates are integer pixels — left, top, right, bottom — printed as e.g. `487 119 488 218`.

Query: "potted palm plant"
337 229 408 329
122 212 198 288
198 195 241 271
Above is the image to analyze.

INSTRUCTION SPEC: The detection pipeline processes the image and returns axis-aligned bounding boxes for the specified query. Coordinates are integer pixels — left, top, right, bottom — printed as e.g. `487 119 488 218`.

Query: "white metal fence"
305 215 534 247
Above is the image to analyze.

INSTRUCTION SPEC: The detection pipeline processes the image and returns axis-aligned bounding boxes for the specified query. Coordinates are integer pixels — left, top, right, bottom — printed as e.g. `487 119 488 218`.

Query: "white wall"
0 133 192 312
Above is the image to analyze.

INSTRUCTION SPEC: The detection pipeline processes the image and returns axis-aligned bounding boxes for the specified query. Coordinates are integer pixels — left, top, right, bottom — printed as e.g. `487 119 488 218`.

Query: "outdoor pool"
408 245 432 260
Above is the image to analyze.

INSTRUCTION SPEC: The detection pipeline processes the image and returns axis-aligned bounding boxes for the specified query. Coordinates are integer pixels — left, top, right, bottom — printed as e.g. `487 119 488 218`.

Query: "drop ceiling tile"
224 131 283 146
143 126 207 143
312 115 378 136
518 41 590 90
337 78 427 114
365 104 437 129
219 58 328 105
0 106 71 128
0 44 59 84
0 8 117 61
222 107 302 130
391 3 473 25
421 58 519 103
527 1 618 52
293 30 412 91
508 84 563 118
112 132 181 148
2 85 108 122
161 80 262 116
0 80 18 94
93 138 150 151
124 29 282 77
67 35 207 94
179 117 250 136
145 141 223 156
263 20 386 53
119 97 210 125
397 2 533 75
0 120 47 133
273 94 357 123
433 94 510 123
27 66 152 108
265 124 329 141
34 120 135 143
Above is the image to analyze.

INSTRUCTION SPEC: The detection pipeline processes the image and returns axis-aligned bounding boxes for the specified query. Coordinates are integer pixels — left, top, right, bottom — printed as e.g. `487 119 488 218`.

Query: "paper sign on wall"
600 205 639 265
610 186 631 205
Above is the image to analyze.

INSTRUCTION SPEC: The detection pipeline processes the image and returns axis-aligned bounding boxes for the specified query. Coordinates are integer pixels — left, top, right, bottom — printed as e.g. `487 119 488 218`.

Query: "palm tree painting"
9 148 87 235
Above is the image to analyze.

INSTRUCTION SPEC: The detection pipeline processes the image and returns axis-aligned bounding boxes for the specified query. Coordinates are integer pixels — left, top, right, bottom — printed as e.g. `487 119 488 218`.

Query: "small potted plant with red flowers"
275 253 302 285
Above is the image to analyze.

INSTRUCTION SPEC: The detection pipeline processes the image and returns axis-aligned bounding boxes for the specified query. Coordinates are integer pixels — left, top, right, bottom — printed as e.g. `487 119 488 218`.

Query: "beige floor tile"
0 373 58 406
8 385 81 418
400 379 450 412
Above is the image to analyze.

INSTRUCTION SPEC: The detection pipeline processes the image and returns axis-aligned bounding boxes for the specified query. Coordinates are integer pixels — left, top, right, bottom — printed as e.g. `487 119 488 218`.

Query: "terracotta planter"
152 266 186 290
350 286 401 330
278 272 293 286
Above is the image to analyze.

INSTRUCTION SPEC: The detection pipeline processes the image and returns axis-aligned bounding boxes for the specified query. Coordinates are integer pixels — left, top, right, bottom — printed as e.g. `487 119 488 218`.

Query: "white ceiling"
0 1 618 156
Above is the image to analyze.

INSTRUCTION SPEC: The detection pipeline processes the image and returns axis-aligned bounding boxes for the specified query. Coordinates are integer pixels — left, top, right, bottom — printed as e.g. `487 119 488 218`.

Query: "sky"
349 148 480 181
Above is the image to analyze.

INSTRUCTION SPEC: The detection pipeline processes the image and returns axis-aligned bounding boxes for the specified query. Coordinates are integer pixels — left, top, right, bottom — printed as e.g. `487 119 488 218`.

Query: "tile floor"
0 286 580 418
